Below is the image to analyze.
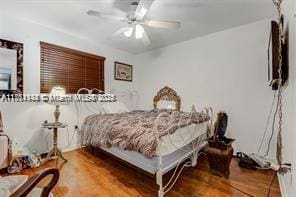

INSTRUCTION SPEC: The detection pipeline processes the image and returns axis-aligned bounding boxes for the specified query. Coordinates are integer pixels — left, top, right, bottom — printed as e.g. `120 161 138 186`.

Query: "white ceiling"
0 0 275 54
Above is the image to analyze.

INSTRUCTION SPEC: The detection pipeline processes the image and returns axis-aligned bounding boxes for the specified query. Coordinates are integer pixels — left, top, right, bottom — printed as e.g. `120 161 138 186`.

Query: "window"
40 42 105 93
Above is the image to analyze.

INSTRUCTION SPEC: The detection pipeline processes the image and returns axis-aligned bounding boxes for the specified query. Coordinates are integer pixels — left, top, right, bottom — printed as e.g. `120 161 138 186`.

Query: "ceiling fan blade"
135 0 154 20
135 24 144 39
111 27 131 37
144 20 181 29
141 30 151 46
87 10 124 21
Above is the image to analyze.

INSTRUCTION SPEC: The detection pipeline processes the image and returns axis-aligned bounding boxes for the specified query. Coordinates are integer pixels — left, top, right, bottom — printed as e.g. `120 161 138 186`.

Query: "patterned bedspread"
81 110 210 158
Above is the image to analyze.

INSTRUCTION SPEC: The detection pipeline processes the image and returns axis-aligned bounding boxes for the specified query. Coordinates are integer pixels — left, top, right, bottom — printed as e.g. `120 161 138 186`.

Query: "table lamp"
48 86 68 126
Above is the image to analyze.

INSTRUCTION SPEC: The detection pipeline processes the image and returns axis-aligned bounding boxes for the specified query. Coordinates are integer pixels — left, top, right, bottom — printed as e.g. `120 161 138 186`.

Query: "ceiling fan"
87 0 181 45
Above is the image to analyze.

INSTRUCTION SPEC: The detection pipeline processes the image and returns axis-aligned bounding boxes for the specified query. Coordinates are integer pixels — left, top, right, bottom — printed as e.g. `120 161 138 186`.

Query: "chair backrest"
0 111 3 133
10 168 60 197
0 111 11 169
0 136 9 169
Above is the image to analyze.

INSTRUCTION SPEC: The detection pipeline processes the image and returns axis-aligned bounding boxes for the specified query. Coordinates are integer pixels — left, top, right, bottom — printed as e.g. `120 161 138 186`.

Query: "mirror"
0 48 17 90
0 39 23 94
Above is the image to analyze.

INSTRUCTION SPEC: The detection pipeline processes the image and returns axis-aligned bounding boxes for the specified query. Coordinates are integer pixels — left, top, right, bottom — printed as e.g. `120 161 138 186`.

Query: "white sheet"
158 122 208 156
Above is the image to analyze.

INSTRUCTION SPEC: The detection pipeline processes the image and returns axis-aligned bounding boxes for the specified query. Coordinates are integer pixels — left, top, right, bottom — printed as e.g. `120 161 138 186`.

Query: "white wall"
0 14 138 154
135 20 277 156
0 13 3 36
293 0 296 190
278 0 296 195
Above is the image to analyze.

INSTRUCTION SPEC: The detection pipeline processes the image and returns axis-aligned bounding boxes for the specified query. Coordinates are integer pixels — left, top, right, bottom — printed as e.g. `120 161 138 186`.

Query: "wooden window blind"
40 42 105 93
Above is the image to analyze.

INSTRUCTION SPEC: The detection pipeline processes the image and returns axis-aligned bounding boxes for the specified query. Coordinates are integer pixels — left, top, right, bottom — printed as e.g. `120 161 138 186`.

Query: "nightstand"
42 122 68 164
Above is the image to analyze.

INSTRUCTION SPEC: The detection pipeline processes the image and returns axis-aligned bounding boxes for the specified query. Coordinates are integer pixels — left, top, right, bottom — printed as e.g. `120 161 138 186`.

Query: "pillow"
102 102 129 114
157 100 176 110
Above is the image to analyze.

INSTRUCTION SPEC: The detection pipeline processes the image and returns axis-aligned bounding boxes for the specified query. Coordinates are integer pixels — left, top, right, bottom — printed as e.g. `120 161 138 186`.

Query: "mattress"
99 130 208 174
158 121 208 156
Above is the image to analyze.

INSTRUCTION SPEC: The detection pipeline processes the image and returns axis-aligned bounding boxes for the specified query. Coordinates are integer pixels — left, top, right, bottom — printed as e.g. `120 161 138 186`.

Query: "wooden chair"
10 168 59 197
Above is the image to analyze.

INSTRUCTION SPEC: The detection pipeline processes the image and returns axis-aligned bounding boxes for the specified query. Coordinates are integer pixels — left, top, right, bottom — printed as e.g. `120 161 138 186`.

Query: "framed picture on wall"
114 62 133 82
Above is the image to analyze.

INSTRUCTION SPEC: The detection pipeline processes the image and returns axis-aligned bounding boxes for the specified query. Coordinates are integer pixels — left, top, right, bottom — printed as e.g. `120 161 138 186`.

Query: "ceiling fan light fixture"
87 0 180 46
137 7 147 18
135 24 144 39
124 26 133 37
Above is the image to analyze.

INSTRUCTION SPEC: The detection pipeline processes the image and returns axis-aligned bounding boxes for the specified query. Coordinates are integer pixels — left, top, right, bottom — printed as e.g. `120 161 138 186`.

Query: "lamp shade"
48 86 68 105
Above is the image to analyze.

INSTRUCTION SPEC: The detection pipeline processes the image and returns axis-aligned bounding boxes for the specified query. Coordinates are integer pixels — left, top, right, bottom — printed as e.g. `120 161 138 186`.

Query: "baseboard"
278 171 296 197
61 145 82 153
40 145 82 159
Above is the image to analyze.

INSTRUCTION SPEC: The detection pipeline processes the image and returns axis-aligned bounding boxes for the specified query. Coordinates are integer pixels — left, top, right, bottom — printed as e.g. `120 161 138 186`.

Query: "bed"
80 86 213 197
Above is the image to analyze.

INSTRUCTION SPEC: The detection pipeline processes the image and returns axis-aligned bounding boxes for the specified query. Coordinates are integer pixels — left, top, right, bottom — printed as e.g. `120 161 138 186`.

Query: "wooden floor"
18 150 280 197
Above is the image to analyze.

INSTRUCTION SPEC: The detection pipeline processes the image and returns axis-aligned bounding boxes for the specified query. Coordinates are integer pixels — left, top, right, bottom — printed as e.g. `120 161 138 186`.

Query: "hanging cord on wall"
257 91 277 155
258 1 287 195
264 2 291 195
265 92 280 157
272 0 284 165
257 0 284 160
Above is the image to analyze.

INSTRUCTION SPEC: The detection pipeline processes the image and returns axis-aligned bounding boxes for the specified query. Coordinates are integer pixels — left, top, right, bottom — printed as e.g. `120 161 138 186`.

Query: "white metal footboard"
154 106 213 197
